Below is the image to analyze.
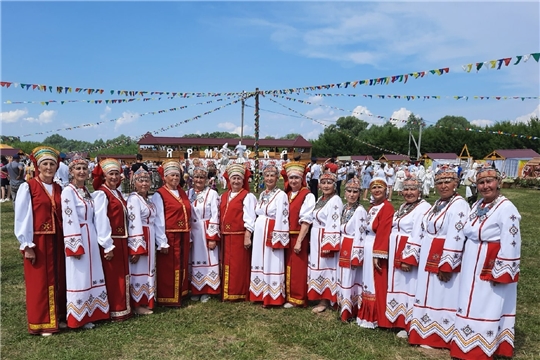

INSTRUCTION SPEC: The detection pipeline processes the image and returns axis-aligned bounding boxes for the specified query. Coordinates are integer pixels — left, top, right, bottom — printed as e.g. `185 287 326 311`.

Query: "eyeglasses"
136 178 151 183
345 189 359 193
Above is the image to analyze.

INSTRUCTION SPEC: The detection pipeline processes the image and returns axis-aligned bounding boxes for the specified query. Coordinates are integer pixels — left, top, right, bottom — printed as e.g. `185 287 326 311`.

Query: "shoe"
420 344 434 349
396 330 408 339
82 322 95 330
191 295 200 301
41 332 53 337
283 302 294 309
134 307 153 315
59 321 67 329
200 294 211 303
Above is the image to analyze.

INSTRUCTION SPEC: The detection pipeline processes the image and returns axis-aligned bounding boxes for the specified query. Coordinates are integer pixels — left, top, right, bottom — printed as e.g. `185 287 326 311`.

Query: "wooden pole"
254 88 260 193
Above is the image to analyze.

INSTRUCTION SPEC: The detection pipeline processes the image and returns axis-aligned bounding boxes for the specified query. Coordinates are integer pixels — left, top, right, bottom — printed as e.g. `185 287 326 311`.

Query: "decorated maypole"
254 88 260 193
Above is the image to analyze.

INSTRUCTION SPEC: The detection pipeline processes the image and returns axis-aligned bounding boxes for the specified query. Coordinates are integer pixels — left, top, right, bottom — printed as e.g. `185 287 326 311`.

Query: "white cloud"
471 119 495 127
0 108 28 123
307 95 323 104
352 105 386 126
304 124 324 140
305 107 328 118
100 106 112 120
514 104 540 124
115 111 140 129
217 122 252 136
24 110 57 124
389 108 412 128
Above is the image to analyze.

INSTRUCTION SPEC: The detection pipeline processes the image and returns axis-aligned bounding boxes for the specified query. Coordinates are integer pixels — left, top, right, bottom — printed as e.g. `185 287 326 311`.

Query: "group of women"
15 145 521 360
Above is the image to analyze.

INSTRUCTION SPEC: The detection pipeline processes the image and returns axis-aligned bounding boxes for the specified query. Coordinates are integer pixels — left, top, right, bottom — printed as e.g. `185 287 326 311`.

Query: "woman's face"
192 172 207 190
165 172 180 188
288 175 302 192
70 164 88 185
263 171 278 190
134 177 151 194
319 179 335 196
229 175 243 192
435 176 457 200
345 187 360 204
38 160 58 181
477 176 500 203
370 184 386 203
104 170 120 189
402 182 420 204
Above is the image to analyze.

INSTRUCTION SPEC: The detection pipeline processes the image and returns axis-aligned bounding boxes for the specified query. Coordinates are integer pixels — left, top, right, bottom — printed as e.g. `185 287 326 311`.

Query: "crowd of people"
12 145 521 360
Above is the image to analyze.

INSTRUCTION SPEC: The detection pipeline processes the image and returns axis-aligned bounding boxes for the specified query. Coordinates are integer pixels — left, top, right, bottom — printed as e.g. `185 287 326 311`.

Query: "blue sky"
1 1 539 147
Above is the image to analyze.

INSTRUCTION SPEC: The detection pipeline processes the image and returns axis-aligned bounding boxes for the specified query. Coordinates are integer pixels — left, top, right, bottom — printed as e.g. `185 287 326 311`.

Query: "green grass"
1 187 539 359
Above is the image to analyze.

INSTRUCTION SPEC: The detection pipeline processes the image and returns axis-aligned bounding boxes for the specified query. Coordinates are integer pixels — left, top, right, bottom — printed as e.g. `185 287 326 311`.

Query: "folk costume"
250 165 290 306
308 172 343 304
15 146 67 335
282 162 315 307
409 168 470 349
62 155 110 328
357 178 394 329
219 163 257 301
450 168 521 360
92 159 132 321
152 160 191 306
386 182 431 330
187 165 221 297
337 177 367 322
127 169 162 310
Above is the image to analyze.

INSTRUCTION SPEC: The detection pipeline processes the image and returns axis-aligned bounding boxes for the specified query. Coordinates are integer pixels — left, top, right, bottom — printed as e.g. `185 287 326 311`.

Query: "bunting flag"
302 93 539 101
0 80 243 98
19 95 245 138
4 96 235 106
273 95 539 141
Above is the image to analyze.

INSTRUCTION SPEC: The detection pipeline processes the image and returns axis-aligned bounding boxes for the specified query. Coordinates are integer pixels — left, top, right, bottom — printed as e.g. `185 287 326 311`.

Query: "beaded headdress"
402 176 422 190
99 158 121 174
162 159 181 177
345 177 361 190
31 146 59 166
370 177 387 188
283 161 305 178
68 154 88 170
476 165 500 181
319 170 337 182
434 165 457 182
133 167 150 182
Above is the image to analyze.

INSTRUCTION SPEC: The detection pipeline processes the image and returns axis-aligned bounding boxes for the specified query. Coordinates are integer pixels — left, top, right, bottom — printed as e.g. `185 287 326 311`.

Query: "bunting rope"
274 95 540 141
19 96 241 138
304 93 540 101
267 97 411 157
260 52 539 94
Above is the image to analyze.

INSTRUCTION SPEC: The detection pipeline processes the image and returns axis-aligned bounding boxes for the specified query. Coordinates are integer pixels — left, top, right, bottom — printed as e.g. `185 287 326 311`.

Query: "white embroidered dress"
408 195 470 347
62 184 109 326
308 195 343 302
250 188 290 304
452 196 520 357
187 187 221 293
386 200 431 327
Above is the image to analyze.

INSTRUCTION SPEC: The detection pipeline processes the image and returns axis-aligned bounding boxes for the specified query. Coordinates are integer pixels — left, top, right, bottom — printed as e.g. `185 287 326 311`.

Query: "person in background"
361 161 373 201
62 154 110 329
384 163 395 201
281 161 315 308
336 162 347 197
386 176 431 338
92 158 132 322
152 160 191 307
0 155 9 202
308 171 343 313
15 146 66 336
130 154 149 182
309 157 321 198
1 153 25 206
465 163 478 206
450 166 521 360
219 163 256 301
54 153 70 189
337 177 367 322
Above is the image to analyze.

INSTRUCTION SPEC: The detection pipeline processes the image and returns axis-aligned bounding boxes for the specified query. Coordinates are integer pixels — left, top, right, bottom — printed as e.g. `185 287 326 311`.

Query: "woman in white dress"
62 155 109 329
337 177 367 322
394 165 406 196
408 166 470 349
249 164 290 307
386 176 431 337
187 164 221 303
127 168 164 315
450 166 521 360
308 171 343 313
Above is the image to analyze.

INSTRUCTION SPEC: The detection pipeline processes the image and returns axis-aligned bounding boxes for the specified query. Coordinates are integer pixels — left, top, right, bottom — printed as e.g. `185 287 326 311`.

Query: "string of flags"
261 52 539 94
4 96 235 106
19 96 241 138
303 93 540 101
267 97 412 157
1 52 537 99
274 95 540 141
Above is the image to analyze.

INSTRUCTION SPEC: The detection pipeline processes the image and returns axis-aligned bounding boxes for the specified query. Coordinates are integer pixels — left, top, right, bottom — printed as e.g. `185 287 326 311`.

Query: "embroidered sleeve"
351 205 367 266
270 191 290 248
61 187 85 256
401 202 431 266
205 190 220 241
439 199 469 272
321 196 343 252
127 196 147 255
492 203 521 283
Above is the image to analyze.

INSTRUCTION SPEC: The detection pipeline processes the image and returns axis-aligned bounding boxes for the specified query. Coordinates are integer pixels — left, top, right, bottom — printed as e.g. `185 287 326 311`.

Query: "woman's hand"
130 255 140 264
437 270 452 282
373 257 382 271
74 255 82 260
208 241 217 250
104 250 114 261
24 248 36 265
400 263 412 272
294 239 302 254
244 231 252 250
160 247 169 255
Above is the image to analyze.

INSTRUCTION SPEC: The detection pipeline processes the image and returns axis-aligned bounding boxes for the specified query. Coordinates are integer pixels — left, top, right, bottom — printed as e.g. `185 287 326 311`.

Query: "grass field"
1 187 539 360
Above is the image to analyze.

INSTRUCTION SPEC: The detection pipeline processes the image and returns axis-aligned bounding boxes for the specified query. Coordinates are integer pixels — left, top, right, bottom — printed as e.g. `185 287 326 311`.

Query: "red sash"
338 236 353 268
393 235 409 269
480 241 500 281
425 237 444 273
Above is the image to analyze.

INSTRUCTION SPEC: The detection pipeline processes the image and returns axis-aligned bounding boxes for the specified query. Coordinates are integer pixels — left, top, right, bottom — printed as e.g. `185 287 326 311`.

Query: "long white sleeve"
14 182 35 250
92 191 115 253
243 193 257 233
150 192 169 249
